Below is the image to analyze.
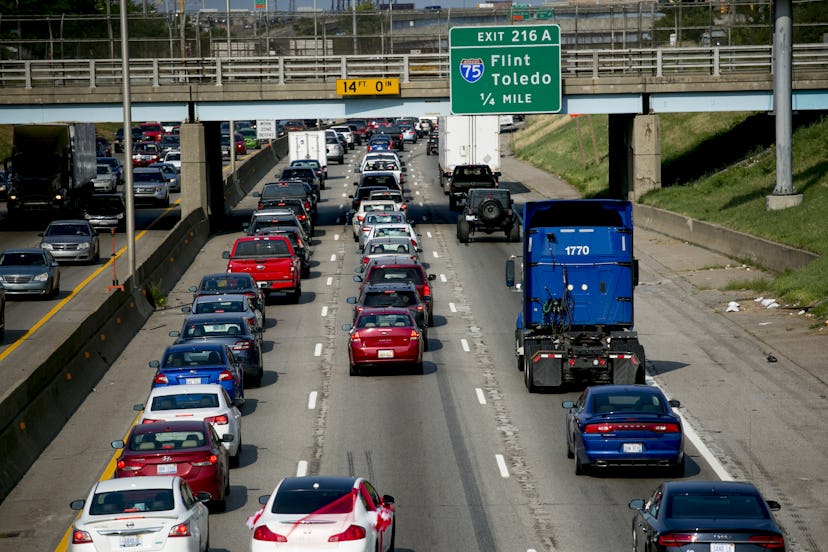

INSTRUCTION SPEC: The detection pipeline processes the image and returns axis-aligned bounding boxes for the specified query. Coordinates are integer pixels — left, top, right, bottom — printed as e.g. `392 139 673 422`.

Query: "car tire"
50 278 60 299
389 520 396 551
301 263 310 279
230 440 241 468
449 196 457 210
566 433 574 459
414 361 424 374
457 215 470 243
508 221 521 242
422 330 429 351
574 449 586 475
667 456 685 478
349 363 360 376
291 286 301 304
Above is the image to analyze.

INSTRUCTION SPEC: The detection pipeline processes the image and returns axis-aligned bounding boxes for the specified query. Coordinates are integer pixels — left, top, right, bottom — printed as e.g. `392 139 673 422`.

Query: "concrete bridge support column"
608 114 633 199
203 121 226 232
180 123 207 218
608 114 662 201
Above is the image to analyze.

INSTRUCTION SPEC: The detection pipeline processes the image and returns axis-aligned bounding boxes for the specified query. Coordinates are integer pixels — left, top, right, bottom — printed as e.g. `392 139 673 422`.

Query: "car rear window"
129 430 206 451
272 489 354 515
90 489 175 515
182 322 245 339
364 291 418 308
151 393 220 411
356 313 413 328
368 267 423 285
261 182 307 199
200 276 253 292
164 350 225 367
233 240 290 257
194 300 245 314
667 493 768 520
365 213 404 225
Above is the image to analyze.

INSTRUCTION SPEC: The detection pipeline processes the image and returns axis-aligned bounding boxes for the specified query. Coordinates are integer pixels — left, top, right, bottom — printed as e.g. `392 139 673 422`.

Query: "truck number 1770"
564 245 590 255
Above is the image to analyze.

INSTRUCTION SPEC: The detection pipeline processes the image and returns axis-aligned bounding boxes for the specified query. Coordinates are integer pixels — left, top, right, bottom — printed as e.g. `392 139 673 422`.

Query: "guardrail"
2 44 827 89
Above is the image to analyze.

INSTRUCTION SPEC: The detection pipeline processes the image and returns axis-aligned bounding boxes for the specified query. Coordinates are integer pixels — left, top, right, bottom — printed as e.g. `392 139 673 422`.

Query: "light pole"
352 0 357 55
120 0 137 282
225 0 231 57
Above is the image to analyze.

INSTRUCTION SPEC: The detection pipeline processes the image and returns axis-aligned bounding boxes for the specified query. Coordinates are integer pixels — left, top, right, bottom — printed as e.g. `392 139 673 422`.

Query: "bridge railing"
1 45 827 89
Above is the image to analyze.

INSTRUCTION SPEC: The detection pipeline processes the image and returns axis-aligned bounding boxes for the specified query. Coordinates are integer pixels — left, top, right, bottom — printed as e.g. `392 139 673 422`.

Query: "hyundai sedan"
250 476 395 552
69 476 209 552
562 384 684 476
111 421 231 512
628 481 786 551
343 308 424 376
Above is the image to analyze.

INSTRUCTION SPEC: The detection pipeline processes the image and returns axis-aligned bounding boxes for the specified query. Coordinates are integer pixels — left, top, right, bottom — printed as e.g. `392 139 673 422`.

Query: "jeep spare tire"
479 199 504 223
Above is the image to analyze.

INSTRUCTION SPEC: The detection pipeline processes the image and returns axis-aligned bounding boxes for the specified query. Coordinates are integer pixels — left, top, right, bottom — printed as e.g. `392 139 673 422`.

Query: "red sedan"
344 308 424 376
111 420 231 512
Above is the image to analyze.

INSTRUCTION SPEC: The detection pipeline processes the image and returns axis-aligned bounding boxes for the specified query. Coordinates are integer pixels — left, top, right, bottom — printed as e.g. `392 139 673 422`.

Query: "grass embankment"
512 112 828 320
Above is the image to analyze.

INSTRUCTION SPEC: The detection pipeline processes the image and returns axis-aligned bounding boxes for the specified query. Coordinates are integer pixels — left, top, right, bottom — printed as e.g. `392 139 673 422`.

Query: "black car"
347 282 428 348
255 181 316 217
373 126 405 151
190 273 266 319
171 312 264 388
83 193 126 232
254 197 314 237
280 167 320 199
114 126 143 153
629 481 786 551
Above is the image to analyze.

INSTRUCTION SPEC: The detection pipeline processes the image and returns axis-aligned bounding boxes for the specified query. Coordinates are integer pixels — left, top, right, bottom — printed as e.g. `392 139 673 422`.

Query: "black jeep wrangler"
447 164 498 210
456 188 520 243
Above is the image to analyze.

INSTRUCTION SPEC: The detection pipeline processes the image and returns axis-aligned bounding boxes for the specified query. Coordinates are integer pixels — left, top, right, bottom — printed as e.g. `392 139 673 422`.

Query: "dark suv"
457 188 521 243
354 256 436 326
447 164 498 210
426 131 438 156
346 282 428 348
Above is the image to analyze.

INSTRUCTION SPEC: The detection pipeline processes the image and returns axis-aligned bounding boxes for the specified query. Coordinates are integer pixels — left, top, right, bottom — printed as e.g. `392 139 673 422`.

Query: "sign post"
450 24 561 115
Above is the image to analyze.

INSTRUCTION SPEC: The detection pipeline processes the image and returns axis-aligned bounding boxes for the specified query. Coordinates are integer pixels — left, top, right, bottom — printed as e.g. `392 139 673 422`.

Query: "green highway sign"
449 24 561 115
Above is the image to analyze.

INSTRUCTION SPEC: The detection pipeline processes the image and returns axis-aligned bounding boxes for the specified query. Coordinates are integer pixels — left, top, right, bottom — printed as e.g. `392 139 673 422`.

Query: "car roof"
661 481 763 494
253 209 295 217
356 307 413 317
365 256 424 269
587 384 664 397
47 219 90 225
363 281 419 292
184 312 249 323
194 293 249 302
164 342 226 352
94 476 178 493
1 247 48 255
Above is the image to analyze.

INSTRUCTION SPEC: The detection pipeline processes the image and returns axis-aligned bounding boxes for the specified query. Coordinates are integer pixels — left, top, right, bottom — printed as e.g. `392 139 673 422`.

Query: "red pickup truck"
222 235 302 304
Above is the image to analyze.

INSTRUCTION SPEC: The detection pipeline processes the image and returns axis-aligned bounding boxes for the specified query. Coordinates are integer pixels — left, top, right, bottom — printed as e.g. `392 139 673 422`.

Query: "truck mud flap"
610 354 639 385
526 340 563 388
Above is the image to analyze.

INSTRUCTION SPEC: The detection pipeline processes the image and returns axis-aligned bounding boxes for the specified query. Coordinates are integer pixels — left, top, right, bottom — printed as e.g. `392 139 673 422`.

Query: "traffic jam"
5 116 794 552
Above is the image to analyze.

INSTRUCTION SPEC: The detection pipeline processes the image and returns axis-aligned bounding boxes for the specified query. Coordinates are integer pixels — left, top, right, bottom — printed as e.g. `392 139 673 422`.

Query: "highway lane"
1 135 818 552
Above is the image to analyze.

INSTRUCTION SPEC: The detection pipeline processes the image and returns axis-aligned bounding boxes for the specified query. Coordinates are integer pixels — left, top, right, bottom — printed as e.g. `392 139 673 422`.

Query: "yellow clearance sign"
336 78 400 96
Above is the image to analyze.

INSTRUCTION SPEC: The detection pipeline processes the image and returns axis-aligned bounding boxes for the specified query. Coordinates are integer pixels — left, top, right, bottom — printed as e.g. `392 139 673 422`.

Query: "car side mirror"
111 440 125 449
252 191 261 197
181 306 191 313
382 494 395 505
766 500 782 511
668 399 681 408
628 499 645 511
417 248 423 253
188 286 197 292
234 398 245 407
133 403 144 411
505 259 516 288
169 330 180 337
222 251 230 259
346 297 357 304
353 181 358 186
258 495 270 505
149 360 160 368
427 274 436 281
70 499 86 511
221 434 234 443
342 323 354 332
353 275 363 283
562 401 574 409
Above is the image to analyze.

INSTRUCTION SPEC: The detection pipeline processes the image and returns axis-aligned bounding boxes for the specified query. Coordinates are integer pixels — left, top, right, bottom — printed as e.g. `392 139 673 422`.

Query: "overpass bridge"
1 45 828 123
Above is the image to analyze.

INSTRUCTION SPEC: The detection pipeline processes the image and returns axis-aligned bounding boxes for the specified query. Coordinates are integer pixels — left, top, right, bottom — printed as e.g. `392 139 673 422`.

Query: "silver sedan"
0 248 61 298
39 219 100 264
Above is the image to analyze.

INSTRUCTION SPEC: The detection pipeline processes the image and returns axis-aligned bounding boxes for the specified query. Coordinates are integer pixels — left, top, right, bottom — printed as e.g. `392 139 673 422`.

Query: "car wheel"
667 456 685 478
566 433 574 459
414 361 424 374
211 498 226 513
50 278 60 299
349 363 360 376
457 215 470 243
422 330 429 351
230 440 241 468
301 263 310 279
389 520 396 551
291 286 301 304
574 448 586 475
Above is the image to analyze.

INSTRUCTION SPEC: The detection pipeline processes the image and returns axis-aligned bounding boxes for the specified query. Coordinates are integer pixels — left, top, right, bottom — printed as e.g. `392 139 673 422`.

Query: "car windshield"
45 224 90 236
151 393 220 411
0 252 46 266
368 267 423 284
367 242 410 255
182 321 245 338
362 175 397 187
133 172 163 183
129 430 206 451
96 165 110 175
667 492 769 520
261 183 305 199
372 227 410 239
89 489 175 515
590 392 665 414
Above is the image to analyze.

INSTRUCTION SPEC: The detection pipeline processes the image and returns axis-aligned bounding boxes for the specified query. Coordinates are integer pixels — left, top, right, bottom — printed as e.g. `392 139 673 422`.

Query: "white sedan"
350 200 400 240
362 222 420 251
250 476 395 551
69 476 209 552
136 384 243 467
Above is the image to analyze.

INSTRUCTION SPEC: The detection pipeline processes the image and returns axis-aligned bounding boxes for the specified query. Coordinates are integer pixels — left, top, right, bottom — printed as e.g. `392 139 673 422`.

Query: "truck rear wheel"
457 216 470 243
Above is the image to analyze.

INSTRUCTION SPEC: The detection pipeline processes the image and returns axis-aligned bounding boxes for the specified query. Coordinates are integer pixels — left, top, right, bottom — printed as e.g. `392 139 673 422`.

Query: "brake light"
748 535 785 548
117 459 142 471
357 215 365 222
219 370 234 381
257 202 264 210
422 284 431 298
191 455 218 466
658 534 697 546
253 525 287 542
417 305 424 311
362 257 369 265
205 414 229 425
154 373 168 384
72 529 92 544
584 422 680 433
298 214 306 221
329 524 366 542
351 331 361 341
168 522 191 537
232 340 251 351
410 329 420 339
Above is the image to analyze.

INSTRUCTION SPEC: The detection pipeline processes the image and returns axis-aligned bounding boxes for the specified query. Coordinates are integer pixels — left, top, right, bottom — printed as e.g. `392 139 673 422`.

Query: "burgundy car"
111 420 231 511
344 308 424 376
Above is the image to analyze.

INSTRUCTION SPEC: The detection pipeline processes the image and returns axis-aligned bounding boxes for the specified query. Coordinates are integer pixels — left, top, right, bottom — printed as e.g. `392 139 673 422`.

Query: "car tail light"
257 202 264 210
417 305 424 311
72 529 93 544
658 534 696 546
219 370 234 381
298 214 307 221
357 215 365 222
585 422 680 433
362 257 369 265
422 284 431 298
205 414 229 425
154 373 168 384
253 525 287 542
351 331 361 341
362 227 370 232
329 524 366 542
748 535 785 548
192 454 218 466
168 522 191 537
142 418 163 424
410 329 420 340
233 340 251 351
247 317 255 327
117 459 143 471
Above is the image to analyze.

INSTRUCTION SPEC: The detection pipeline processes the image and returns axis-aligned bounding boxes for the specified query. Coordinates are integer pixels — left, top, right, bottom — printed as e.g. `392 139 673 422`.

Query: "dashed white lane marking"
314 343 323 357
644 374 732 481
418 202 424 207
449 302 457 313
432 251 439 258
426 231 433 239
334 234 340 241
460 339 470 352
415 190 421 195
341 192 347 197
495 454 510 478
321 306 328 317
440 274 447 283
330 254 337 262
297 461 308 477
326 277 333 286
308 391 318 410
475 388 487 405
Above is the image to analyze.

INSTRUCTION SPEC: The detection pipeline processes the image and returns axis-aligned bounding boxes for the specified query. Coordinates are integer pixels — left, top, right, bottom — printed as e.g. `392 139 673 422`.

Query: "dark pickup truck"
447 164 498 210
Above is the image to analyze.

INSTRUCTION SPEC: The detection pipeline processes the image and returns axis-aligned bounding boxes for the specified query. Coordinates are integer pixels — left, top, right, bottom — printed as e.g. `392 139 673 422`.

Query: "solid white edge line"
314 343 323 357
475 388 487 405
449 302 457 313
646 375 733 481
296 460 308 477
326 277 333 286
321 306 328 317
440 274 447 283
495 454 509 478
308 391 318 410
460 338 470 352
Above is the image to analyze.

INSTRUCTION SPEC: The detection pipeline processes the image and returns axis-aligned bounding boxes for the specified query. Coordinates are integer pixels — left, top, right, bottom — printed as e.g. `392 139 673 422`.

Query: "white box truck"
288 130 328 181
437 115 501 190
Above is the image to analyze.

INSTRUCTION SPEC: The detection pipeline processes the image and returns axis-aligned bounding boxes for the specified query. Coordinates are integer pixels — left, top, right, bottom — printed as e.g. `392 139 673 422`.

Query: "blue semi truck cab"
505 199 645 392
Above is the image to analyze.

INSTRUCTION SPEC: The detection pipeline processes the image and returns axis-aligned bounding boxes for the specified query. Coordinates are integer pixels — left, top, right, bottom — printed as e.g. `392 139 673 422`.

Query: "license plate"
466 215 475 221
157 463 177 474
119 535 142 548
185 378 202 385
711 544 735 552
378 350 394 358
622 443 643 453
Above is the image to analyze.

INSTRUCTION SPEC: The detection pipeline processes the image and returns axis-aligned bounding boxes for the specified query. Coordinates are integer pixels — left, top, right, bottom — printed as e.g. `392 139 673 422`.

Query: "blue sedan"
149 342 244 401
562 384 683 476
